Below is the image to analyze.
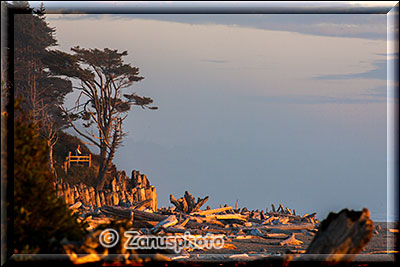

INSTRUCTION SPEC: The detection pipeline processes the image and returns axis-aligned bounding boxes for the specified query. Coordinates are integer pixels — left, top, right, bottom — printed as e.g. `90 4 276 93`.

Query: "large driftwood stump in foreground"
300 208 374 262
170 191 209 213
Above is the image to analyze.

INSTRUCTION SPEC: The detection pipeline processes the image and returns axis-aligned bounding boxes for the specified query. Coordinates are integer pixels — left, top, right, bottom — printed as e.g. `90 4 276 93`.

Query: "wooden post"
64 161 68 173
89 154 91 167
68 152 71 168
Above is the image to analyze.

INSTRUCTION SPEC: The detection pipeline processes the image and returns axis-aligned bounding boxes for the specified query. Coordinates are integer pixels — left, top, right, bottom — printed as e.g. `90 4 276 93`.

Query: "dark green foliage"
14 106 87 254
11 1 73 129
7 1 76 176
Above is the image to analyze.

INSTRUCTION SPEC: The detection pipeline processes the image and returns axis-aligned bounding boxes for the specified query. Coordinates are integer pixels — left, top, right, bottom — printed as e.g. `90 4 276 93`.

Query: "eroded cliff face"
54 169 157 211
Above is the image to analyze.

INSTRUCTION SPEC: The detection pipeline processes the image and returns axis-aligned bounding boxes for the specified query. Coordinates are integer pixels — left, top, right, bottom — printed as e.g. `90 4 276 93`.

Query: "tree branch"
60 105 100 148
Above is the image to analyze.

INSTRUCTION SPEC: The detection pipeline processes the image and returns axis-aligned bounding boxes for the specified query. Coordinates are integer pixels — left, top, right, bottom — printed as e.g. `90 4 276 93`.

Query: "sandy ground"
181 221 398 263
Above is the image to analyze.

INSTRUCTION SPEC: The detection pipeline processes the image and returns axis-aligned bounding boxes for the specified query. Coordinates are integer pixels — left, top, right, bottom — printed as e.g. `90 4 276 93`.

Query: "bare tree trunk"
48 139 55 175
96 140 111 191
96 167 107 191
96 151 108 191
96 121 121 191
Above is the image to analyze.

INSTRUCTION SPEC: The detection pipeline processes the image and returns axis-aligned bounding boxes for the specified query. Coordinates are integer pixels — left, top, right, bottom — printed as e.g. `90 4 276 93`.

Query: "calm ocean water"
315 211 398 222
371 212 399 222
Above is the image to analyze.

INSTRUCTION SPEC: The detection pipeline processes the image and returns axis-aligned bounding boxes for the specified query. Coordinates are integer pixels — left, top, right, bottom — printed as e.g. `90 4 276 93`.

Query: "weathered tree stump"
301 208 374 262
170 191 209 213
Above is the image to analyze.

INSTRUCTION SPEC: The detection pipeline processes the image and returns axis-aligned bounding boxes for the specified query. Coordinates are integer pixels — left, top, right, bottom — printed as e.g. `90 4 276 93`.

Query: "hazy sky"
34 2 398 221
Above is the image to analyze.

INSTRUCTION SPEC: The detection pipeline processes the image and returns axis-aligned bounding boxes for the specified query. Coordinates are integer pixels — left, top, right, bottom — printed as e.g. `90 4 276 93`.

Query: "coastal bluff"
53 170 157 211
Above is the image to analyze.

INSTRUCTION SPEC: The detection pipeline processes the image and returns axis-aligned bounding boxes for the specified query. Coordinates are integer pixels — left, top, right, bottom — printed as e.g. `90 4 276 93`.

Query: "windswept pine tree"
52 47 157 190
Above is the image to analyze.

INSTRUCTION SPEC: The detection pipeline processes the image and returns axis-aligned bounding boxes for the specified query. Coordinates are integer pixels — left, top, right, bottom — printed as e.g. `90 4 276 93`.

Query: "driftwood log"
206 214 248 221
132 199 153 210
247 223 316 232
152 215 178 233
191 206 233 216
132 209 168 221
279 233 303 246
100 206 132 219
170 191 209 213
299 208 374 262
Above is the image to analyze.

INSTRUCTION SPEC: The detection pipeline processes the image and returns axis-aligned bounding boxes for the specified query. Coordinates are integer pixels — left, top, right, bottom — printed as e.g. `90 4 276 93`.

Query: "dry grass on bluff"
53 131 116 188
